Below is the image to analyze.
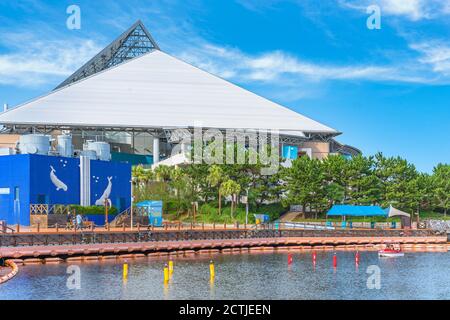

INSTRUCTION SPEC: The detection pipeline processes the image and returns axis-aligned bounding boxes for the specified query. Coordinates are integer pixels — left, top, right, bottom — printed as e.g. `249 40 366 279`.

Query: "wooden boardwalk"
0 236 446 262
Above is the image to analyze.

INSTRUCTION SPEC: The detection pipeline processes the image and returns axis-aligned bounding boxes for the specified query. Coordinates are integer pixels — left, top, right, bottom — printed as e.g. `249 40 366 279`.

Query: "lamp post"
130 178 134 230
104 198 109 228
245 188 249 225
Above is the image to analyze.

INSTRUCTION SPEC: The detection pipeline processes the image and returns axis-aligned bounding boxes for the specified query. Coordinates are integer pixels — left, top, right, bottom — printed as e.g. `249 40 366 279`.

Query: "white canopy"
0 50 337 133
386 205 411 218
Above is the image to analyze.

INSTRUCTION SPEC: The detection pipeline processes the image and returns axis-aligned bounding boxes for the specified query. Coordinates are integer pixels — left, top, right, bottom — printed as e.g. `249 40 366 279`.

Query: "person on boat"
385 244 400 252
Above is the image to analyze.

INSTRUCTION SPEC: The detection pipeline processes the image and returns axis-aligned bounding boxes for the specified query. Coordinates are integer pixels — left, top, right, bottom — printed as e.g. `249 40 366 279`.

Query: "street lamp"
130 178 135 230
104 198 109 228
245 188 249 225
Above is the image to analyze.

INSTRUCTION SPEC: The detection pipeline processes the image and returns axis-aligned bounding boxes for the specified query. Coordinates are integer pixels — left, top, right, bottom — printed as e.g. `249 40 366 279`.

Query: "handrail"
0 221 15 234
0 228 437 248
109 207 131 227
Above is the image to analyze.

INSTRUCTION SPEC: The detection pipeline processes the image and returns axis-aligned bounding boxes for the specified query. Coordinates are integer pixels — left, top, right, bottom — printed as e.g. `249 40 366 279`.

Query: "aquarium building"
0 20 360 225
0 20 359 168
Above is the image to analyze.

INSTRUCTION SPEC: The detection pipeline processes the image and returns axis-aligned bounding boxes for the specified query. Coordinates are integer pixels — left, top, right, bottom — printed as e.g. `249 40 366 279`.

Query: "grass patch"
163 202 288 224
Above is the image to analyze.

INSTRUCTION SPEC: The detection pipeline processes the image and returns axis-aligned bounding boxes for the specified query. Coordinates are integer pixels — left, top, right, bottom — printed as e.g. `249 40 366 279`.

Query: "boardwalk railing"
30 204 72 215
30 204 49 215
281 222 335 230
0 228 435 247
0 221 15 234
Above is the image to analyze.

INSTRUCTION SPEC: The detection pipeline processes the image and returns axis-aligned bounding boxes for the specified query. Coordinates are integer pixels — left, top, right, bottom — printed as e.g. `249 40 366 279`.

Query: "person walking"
66 211 73 230
76 213 83 231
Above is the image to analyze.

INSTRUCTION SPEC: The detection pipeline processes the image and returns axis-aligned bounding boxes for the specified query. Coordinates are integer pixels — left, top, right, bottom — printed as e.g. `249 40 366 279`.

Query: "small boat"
378 247 404 258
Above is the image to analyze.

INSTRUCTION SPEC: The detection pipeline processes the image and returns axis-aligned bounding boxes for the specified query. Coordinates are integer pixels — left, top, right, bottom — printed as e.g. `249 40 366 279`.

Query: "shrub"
252 203 288 221
67 205 118 215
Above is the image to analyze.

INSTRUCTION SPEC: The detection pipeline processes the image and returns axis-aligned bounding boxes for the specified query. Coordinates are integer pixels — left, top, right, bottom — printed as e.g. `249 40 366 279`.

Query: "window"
116 197 126 211
37 194 48 204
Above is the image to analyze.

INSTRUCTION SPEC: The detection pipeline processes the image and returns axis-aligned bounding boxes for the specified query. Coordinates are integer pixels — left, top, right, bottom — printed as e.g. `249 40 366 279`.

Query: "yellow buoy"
209 260 215 279
164 264 169 283
168 260 174 275
123 262 128 279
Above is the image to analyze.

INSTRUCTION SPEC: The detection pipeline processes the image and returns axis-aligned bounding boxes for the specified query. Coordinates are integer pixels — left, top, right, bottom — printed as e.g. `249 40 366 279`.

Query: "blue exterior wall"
90 160 131 212
111 152 153 166
30 155 80 207
0 155 31 226
0 154 131 226
84 214 118 226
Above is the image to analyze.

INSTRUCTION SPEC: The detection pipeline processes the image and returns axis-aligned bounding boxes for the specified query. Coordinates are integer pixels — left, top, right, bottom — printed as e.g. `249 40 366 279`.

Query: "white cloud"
340 0 447 21
410 41 450 75
176 42 433 86
0 12 444 97
380 0 424 20
0 35 101 87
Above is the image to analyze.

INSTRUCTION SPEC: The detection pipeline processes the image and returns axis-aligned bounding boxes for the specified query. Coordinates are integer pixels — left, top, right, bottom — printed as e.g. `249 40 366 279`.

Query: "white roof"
0 50 337 133
386 205 411 218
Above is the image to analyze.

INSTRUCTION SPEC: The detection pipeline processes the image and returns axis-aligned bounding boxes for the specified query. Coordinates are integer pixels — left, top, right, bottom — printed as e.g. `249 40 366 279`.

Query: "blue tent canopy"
327 205 387 217
136 200 162 207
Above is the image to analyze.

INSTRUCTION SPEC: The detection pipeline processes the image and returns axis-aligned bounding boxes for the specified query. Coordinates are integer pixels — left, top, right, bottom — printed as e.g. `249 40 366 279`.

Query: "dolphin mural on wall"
50 165 68 191
95 176 113 206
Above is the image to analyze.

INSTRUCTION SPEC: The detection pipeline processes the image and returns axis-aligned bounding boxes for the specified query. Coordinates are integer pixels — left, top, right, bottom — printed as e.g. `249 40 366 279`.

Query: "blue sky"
0 0 449 172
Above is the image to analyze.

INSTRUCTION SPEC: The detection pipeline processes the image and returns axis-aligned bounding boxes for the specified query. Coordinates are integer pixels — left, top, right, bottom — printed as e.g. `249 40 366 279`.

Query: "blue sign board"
282 145 298 160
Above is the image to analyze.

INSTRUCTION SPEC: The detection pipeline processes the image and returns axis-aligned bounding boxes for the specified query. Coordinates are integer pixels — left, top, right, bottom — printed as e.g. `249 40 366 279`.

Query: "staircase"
110 208 130 227
279 211 303 222
109 207 149 227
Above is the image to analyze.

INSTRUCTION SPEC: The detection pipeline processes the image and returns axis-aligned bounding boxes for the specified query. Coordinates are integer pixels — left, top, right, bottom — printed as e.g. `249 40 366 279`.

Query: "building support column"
80 156 91 206
153 137 160 164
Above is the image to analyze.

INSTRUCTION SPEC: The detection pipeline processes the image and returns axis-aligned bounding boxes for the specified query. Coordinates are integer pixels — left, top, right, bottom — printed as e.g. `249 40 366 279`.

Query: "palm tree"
207 165 227 215
220 179 241 218
132 165 153 186
154 165 172 182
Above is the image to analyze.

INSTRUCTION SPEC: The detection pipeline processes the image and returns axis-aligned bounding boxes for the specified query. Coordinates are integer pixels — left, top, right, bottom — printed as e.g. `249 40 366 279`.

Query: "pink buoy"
288 253 293 265
355 251 360 266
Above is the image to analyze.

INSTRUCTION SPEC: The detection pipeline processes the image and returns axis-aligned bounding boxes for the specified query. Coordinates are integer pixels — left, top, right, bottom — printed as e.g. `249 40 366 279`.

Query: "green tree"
374 153 419 212
131 165 153 186
321 155 348 206
154 165 173 182
206 165 228 215
346 155 380 205
169 167 190 216
432 164 450 216
220 179 241 218
282 156 326 218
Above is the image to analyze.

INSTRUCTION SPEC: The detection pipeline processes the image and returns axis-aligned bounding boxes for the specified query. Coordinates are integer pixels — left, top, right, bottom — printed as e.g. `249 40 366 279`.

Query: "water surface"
1 251 449 300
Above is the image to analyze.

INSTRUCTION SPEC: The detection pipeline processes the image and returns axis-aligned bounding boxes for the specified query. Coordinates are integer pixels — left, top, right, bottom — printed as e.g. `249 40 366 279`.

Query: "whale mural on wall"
95 176 112 206
50 165 68 191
